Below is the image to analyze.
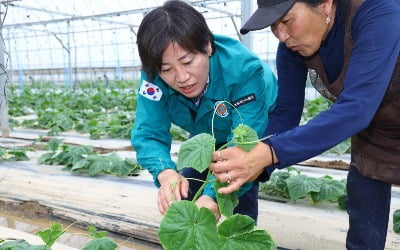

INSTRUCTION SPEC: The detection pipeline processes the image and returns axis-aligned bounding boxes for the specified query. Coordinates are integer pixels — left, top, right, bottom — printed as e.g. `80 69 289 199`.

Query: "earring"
326 16 331 24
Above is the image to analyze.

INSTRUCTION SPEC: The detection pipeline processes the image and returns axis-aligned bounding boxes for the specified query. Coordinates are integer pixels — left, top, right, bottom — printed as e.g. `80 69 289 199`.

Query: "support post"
0 4 9 137
241 0 253 51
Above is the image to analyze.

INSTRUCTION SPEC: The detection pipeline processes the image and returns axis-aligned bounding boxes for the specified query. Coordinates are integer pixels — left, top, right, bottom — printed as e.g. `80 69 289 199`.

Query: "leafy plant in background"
8 82 352 147
393 209 400 234
9 81 190 141
301 97 351 155
0 223 118 250
0 147 31 162
260 167 347 210
38 139 141 177
8 81 136 139
301 97 332 124
158 107 276 250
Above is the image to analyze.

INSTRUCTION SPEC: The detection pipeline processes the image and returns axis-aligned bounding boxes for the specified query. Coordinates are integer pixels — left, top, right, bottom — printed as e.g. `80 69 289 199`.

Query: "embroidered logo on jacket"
139 80 162 101
214 101 229 117
232 94 256 108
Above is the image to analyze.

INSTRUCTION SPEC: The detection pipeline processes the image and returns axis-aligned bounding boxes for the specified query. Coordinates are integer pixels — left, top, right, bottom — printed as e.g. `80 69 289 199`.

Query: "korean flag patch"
139 80 162 101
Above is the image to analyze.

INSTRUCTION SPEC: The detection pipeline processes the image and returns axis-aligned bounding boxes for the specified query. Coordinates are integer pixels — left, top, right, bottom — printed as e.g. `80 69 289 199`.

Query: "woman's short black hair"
137 0 215 81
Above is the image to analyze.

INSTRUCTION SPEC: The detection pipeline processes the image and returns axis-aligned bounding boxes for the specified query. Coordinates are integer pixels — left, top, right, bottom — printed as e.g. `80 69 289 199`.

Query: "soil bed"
300 159 349 170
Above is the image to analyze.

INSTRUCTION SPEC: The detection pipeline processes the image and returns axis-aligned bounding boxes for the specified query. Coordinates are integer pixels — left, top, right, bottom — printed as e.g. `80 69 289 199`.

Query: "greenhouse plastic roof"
0 0 279 85
1 0 243 34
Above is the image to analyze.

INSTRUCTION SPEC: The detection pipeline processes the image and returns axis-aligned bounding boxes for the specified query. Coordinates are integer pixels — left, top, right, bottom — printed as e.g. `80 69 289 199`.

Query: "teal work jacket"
131 34 277 197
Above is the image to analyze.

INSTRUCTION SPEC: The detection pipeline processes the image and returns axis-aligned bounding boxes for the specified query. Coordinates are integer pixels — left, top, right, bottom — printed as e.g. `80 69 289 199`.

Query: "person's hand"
157 169 189 215
211 142 273 194
195 195 221 221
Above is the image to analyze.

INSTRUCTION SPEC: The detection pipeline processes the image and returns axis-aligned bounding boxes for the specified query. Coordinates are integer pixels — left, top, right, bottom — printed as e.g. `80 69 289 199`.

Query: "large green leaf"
218 214 255 237
112 158 140 176
219 230 276 250
159 200 218 250
177 133 215 173
0 239 46 250
285 174 323 201
218 214 276 250
82 237 118 250
215 180 239 218
232 124 258 152
310 177 346 203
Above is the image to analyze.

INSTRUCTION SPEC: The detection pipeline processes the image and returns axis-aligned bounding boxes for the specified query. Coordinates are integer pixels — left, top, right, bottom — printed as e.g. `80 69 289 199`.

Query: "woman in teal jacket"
131 0 277 221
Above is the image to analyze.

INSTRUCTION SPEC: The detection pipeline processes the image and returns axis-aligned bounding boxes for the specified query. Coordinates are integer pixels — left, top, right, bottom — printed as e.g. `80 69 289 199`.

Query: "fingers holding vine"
157 169 188 214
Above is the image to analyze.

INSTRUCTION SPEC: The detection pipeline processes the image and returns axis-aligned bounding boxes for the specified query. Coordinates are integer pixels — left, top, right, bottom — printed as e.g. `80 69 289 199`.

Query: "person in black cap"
211 0 400 249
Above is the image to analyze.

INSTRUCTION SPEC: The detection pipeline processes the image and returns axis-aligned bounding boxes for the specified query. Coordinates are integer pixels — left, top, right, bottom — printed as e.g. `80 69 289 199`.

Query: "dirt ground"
0 200 51 219
300 159 349 170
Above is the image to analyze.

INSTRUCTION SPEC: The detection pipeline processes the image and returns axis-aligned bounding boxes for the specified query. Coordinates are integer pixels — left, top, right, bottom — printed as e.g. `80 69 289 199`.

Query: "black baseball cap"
240 0 296 34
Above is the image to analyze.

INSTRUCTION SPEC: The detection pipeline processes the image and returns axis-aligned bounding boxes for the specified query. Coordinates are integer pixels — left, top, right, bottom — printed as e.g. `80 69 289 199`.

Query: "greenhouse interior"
0 0 399 249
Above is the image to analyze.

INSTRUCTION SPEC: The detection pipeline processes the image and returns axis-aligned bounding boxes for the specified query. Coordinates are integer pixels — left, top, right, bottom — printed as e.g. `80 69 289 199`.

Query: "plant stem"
185 177 210 183
192 169 212 202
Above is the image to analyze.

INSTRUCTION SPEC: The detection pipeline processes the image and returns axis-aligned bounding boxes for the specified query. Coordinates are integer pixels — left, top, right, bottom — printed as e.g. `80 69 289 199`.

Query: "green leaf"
262 171 291 198
0 239 47 250
218 214 255 237
5 149 30 161
38 151 58 165
217 215 276 250
337 194 347 210
36 223 64 248
232 124 258 152
176 133 215 173
82 237 118 250
159 200 218 250
71 157 93 171
393 209 400 234
215 180 239 218
310 177 346 203
87 157 111 176
219 230 276 250
87 225 108 238
46 139 63 152
285 174 323 201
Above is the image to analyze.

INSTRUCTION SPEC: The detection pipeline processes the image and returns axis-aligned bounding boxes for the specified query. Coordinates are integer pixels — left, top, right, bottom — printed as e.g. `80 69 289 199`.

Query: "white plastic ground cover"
5 128 182 155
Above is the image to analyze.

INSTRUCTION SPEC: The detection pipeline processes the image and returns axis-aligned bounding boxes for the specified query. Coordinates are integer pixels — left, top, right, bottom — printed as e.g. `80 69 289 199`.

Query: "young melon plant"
38 139 141 177
0 223 118 250
158 124 276 250
0 147 31 162
260 167 347 209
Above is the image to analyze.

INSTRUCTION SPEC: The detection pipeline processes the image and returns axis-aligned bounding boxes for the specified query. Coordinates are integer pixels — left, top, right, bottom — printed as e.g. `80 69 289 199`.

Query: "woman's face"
271 2 333 57
159 41 211 98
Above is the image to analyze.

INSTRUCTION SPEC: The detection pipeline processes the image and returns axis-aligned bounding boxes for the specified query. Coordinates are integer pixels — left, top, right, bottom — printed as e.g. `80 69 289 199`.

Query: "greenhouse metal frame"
0 0 278 137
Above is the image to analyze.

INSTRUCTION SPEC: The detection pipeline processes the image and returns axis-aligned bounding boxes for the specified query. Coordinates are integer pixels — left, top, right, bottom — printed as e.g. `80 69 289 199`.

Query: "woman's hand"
157 169 189 214
211 142 274 194
195 195 221 221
